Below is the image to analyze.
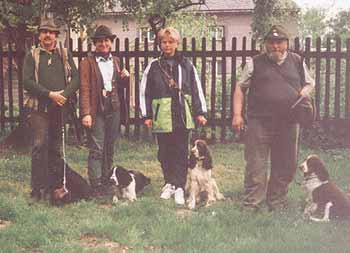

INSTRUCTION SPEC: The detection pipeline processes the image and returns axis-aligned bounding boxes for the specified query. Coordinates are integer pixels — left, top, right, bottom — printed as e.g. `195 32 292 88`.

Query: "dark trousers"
243 118 299 209
157 128 189 189
29 107 62 193
87 97 120 187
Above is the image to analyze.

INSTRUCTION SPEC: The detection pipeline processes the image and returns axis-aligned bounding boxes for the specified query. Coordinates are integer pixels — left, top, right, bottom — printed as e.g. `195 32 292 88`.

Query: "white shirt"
96 54 113 92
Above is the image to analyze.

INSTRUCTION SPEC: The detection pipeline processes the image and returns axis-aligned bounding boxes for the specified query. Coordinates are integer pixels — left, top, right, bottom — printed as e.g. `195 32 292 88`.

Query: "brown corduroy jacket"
79 55 129 124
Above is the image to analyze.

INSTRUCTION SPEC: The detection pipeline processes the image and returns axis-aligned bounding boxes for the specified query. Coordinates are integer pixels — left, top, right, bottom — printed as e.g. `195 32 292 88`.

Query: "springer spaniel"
299 154 350 222
185 139 224 209
108 166 151 203
49 159 91 206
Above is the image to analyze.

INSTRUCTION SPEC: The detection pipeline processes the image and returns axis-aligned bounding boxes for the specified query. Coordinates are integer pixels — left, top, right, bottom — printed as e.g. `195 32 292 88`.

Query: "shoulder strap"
31 48 41 83
270 54 302 94
58 47 72 84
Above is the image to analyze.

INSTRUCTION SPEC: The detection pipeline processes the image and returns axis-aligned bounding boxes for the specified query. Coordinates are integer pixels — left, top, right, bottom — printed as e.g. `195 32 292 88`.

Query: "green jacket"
23 47 79 110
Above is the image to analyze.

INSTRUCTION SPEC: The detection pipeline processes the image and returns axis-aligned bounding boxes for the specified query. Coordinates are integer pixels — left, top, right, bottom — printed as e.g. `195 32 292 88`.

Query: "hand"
120 68 130 79
232 114 244 134
144 119 153 128
49 90 66 106
196 115 207 126
299 84 314 97
82 115 92 128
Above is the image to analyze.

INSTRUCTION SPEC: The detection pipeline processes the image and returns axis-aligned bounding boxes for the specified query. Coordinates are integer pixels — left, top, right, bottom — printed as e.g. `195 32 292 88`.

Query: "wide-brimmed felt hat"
38 18 60 33
265 25 289 41
91 25 116 41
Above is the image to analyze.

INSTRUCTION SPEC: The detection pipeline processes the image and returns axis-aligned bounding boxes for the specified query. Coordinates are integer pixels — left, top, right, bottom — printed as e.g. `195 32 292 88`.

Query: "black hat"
38 18 60 34
91 25 116 41
265 25 289 41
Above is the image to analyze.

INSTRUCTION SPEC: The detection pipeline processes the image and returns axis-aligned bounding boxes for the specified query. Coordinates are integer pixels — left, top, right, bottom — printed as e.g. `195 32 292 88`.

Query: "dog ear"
317 164 329 182
188 153 196 169
116 166 133 187
202 148 213 170
310 156 329 181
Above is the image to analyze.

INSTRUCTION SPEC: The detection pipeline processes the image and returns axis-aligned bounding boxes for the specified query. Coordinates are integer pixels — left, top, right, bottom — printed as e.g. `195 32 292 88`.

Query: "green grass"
1 139 350 252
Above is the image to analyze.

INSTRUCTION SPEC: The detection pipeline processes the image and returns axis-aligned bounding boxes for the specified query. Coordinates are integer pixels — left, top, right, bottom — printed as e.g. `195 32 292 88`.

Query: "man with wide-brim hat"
38 18 60 34
232 24 315 212
80 24 129 197
22 18 79 203
90 25 116 42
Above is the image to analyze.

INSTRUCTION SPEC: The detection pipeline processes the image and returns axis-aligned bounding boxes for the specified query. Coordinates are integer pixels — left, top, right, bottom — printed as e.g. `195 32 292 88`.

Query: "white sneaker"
174 187 185 205
160 183 175 199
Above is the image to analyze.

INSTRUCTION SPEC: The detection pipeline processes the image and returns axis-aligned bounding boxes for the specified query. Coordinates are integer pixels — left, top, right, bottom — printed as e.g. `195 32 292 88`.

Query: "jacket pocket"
154 103 160 121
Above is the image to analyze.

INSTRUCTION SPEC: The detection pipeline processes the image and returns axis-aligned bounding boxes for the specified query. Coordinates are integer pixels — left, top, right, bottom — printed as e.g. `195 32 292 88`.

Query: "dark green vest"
247 52 304 119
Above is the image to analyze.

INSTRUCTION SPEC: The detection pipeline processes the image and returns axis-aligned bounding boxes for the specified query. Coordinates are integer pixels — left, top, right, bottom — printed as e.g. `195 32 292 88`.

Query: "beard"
266 50 285 63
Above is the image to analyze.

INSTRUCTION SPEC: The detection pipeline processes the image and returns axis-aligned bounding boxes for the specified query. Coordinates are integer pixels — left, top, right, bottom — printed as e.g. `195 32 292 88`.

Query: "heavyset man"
232 25 315 211
23 18 79 201
79 25 130 196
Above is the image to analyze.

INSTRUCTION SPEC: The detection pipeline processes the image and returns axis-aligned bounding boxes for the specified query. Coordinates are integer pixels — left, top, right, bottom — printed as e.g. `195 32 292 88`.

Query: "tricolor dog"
299 154 350 222
185 139 224 209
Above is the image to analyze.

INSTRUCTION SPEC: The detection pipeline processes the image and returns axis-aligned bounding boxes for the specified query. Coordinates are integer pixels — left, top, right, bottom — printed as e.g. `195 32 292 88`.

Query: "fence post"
192 38 196 67
7 42 14 130
201 38 206 97
124 38 130 138
210 37 217 142
324 38 331 119
230 37 237 123
315 37 321 121
220 37 227 142
0 40 4 131
334 37 341 118
134 37 140 140
346 38 350 118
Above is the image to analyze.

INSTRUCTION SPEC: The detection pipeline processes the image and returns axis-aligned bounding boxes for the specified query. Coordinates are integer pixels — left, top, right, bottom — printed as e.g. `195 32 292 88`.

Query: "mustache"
267 51 284 62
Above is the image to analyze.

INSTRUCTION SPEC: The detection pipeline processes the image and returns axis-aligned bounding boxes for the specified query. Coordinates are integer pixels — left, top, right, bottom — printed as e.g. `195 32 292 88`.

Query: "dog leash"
59 42 69 194
61 110 68 193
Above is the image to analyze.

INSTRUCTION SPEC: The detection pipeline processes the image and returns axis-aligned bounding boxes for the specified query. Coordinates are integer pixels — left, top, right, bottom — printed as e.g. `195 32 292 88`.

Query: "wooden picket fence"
1 36 350 142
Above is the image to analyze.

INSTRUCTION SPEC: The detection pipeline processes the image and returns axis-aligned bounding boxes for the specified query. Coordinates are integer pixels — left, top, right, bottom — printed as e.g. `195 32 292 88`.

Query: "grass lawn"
1 138 350 253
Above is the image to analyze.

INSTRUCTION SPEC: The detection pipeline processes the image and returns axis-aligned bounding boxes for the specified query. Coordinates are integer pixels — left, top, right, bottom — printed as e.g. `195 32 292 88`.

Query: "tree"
299 7 327 42
252 0 300 40
327 10 350 43
116 0 206 39
0 0 116 48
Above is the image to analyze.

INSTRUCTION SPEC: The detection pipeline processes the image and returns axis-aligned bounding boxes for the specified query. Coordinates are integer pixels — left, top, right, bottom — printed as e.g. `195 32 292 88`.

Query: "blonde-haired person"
140 27 207 205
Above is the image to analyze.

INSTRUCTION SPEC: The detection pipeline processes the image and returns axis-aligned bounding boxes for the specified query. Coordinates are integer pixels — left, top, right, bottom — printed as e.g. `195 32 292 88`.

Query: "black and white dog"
299 154 350 222
108 166 151 203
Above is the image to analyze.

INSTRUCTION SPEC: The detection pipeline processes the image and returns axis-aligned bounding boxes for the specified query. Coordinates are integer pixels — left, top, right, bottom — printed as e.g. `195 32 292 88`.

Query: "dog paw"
187 202 196 210
216 193 225 201
112 196 119 204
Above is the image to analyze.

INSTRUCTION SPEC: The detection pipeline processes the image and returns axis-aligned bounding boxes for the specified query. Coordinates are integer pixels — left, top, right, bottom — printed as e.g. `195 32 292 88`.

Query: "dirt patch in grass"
0 219 11 229
80 234 130 252
176 208 194 218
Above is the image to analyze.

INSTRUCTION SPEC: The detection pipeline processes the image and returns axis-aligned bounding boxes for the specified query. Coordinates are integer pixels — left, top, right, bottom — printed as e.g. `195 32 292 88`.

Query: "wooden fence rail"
1 36 350 142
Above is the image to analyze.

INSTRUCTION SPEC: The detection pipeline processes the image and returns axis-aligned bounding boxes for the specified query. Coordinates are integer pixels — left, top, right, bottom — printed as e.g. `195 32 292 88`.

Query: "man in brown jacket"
80 25 129 196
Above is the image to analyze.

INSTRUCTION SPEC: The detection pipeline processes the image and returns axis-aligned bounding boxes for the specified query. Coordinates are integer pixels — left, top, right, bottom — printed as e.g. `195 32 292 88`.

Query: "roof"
107 0 254 14
197 0 254 12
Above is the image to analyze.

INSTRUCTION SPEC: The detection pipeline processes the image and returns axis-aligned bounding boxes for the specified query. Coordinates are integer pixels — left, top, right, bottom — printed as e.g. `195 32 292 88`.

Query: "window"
209 26 225 41
139 27 156 42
